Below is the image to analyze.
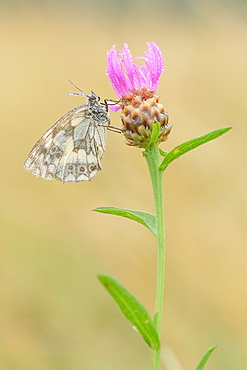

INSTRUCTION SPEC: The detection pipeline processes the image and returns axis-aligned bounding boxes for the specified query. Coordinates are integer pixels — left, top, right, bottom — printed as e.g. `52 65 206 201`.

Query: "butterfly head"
87 91 101 108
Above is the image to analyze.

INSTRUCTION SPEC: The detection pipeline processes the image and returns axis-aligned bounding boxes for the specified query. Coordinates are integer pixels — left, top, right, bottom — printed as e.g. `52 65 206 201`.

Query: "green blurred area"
1 1 247 369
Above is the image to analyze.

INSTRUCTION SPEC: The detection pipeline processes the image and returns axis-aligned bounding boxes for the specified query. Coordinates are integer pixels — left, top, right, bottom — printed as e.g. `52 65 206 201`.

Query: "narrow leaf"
159 127 231 171
149 122 160 146
93 207 157 237
98 275 160 350
159 149 168 157
195 345 218 370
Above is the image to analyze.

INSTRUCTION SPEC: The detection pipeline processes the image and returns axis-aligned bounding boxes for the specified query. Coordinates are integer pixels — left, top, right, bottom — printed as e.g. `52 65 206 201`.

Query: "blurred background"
1 0 247 369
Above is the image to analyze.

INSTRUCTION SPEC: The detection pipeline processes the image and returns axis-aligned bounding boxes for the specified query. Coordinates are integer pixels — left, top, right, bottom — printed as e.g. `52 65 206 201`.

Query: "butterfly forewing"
24 93 109 183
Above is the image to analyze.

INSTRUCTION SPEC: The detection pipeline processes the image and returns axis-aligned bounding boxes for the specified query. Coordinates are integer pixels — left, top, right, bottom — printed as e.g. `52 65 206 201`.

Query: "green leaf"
93 207 157 237
149 122 160 146
159 127 232 171
195 345 218 370
159 149 168 157
98 275 160 350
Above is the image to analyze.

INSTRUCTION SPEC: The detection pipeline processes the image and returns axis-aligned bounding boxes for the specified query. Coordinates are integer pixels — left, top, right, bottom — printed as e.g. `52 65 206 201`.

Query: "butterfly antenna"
68 80 88 97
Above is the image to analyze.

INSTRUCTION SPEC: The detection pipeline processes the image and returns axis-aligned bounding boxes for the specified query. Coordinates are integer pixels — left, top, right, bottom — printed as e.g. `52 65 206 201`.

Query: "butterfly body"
24 92 110 183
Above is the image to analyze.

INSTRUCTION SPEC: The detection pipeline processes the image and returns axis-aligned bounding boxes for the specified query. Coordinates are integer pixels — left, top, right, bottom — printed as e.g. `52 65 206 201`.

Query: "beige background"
1 1 246 369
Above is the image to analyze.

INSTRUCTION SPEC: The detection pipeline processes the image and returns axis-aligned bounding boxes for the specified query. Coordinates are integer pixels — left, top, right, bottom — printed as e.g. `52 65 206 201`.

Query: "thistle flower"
106 42 172 148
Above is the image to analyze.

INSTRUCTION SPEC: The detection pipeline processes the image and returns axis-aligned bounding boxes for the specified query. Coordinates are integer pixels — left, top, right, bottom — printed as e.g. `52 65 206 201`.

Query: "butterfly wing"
24 104 108 183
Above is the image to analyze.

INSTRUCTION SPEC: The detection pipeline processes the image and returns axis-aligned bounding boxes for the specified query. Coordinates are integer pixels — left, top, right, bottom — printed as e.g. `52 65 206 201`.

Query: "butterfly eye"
50 145 57 154
78 165 86 173
67 164 75 172
89 164 98 172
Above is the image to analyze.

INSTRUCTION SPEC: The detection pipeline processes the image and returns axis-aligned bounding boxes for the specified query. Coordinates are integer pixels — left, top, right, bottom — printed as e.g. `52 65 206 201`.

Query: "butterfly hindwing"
24 93 109 183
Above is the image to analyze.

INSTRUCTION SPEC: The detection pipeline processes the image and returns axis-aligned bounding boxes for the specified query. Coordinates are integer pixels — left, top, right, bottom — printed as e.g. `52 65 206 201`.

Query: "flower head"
106 42 172 148
106 42 164 99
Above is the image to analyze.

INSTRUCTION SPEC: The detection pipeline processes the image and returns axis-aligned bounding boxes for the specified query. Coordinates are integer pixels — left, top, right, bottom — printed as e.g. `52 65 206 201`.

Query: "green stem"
144 143 166 370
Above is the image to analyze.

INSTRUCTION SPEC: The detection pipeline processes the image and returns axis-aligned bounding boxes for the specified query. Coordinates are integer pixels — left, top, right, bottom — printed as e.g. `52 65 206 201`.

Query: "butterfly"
24 84 114 183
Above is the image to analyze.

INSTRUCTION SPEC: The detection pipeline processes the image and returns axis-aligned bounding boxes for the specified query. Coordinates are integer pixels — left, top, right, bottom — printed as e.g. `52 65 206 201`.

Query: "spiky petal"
106 42 164 98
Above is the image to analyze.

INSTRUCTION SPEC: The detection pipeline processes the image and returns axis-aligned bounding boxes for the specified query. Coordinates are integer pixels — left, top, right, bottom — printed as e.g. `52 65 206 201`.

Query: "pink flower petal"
109 104 121 112
106 42 164 97
122 44 135 89
106 45 129 97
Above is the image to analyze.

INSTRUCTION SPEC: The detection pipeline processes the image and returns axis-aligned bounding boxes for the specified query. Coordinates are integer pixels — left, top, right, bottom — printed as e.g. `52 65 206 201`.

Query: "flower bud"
120 88 172 148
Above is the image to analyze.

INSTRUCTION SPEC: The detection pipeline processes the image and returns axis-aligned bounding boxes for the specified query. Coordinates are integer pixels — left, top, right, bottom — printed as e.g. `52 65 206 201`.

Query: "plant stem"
144 143 166 370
